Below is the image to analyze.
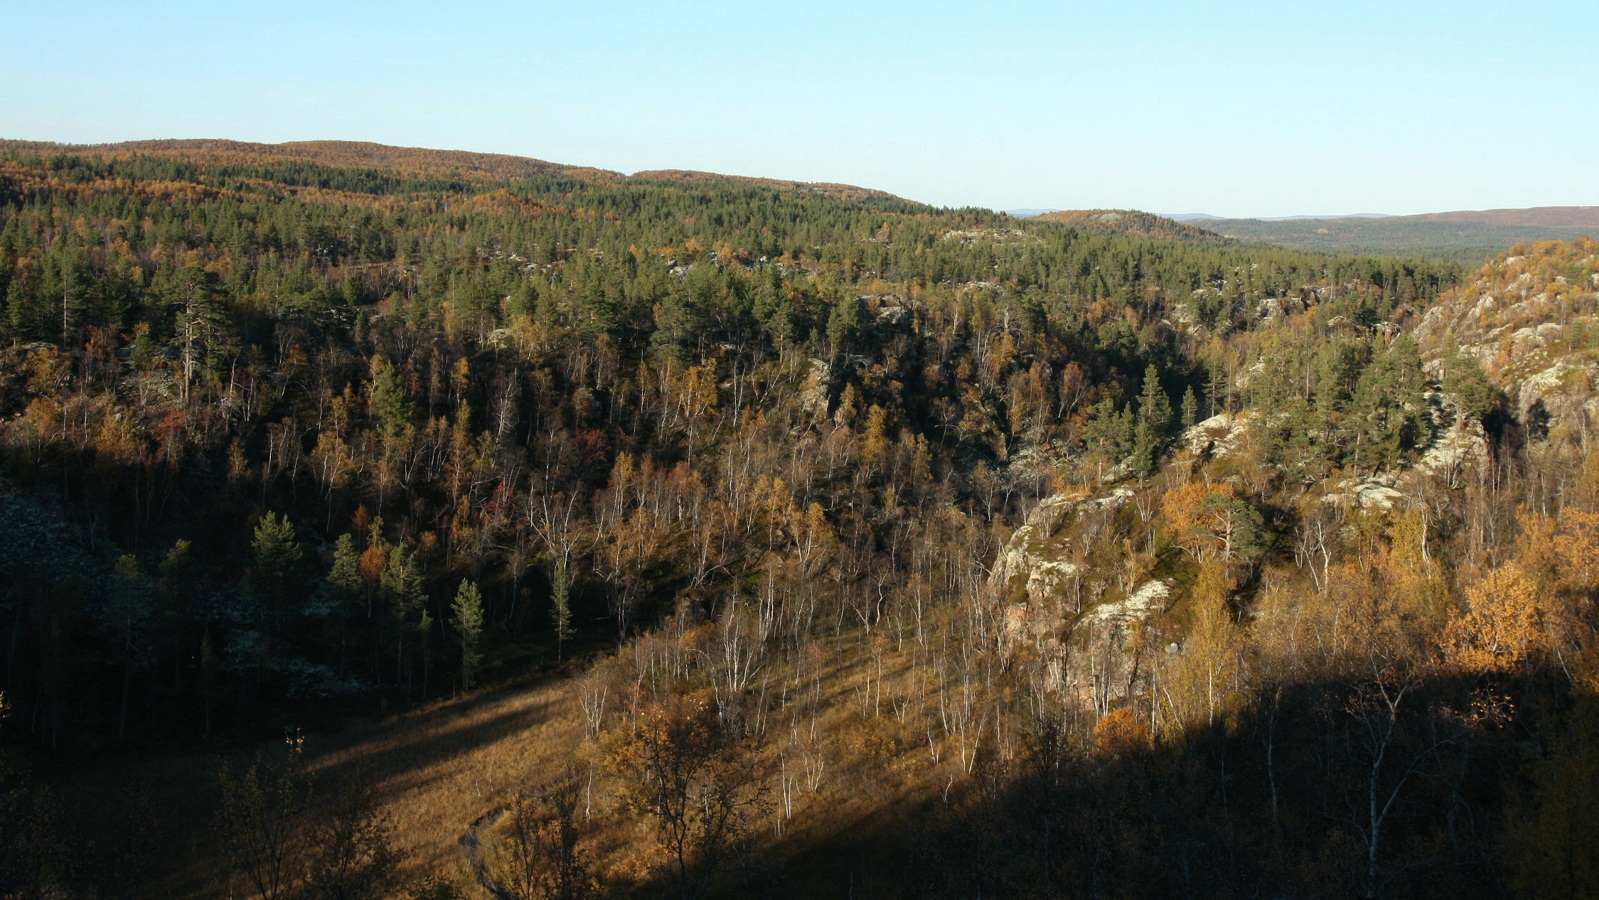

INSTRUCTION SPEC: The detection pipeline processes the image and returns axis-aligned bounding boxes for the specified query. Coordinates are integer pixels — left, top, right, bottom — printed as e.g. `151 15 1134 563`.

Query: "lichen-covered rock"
992 487 1137 656
1082 579 1172 627
1323 475 1405 510
990 486 1172 709
800 358 832 414
1181 412 1251 458
1409 393 1490 486
1025 560 1081 607
1060 580 1173 708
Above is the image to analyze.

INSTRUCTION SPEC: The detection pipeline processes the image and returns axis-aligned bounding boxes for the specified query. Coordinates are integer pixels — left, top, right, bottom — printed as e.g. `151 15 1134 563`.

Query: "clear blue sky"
5 0 1596 217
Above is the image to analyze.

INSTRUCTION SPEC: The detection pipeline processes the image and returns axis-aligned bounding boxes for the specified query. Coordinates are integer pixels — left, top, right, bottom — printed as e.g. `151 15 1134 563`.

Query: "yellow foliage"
22 397 60 446
1554 507 1599 600
1447 562 1551 673
1161 559 1240 733
1515 507 1560 588
860 405 890 470
1381 507 1449 636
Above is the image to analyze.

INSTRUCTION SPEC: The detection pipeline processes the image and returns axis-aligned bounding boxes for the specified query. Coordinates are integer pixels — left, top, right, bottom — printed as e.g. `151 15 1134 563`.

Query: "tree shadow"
745 666 1585 900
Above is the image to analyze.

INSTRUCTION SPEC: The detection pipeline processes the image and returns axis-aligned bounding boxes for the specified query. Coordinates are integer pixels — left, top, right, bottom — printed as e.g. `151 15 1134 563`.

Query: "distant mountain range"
1021 205 1599 264
1198 207 1599 263
1171 212 1392 222
23 140 1591 264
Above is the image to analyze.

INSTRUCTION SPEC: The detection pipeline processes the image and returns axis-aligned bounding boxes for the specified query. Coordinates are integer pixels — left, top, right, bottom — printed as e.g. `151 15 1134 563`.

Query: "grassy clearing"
57 672 579 897
59 620 1012 897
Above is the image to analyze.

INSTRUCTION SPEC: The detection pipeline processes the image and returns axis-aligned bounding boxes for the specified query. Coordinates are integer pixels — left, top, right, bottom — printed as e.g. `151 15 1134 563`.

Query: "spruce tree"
248 512 305 635
1139 363 1173 440
328 534 363 602
380 544 425 686
1133 364 1173 473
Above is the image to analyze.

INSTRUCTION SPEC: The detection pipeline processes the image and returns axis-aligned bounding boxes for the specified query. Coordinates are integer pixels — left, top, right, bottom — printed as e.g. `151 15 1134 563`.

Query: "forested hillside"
1030 209 1230 245
2 140 1596 899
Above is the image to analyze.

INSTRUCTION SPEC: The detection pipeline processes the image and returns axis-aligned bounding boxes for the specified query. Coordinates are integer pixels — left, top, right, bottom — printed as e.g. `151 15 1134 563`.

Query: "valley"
0 139 1596 898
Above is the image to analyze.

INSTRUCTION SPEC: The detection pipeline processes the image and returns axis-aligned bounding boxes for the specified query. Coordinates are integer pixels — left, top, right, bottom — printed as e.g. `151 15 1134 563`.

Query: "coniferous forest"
2 139 1598 898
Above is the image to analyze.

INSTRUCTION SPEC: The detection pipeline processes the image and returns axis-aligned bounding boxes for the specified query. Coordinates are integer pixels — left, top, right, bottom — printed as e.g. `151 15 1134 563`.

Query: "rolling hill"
0 138 900 204
1029 208 1231 244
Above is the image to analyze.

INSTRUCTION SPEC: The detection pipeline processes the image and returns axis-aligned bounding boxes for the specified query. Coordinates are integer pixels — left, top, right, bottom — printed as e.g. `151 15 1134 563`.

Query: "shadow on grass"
724 666 1587 900
49 675 569 898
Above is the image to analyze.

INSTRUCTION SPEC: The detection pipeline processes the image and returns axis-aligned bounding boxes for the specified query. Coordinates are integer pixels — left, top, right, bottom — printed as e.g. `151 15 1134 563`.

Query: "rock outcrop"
1414 240 1599 441
993 486 1171 710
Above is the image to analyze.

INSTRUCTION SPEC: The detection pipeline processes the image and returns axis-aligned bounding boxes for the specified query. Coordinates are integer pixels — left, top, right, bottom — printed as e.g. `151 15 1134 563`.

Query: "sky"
4 0 1597 217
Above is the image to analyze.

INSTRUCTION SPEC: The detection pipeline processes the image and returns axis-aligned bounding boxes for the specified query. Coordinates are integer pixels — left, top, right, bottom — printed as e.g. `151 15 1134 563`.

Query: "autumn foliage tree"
604 692 765 899
1161 481 1263 575
1448 562 1557 674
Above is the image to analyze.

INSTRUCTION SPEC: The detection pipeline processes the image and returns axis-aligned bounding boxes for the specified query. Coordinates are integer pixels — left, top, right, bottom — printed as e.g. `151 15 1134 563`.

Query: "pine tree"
551 556 574 662
328 534 363 602
1133 364 1173 474
1082 398 1133 465
381 544 425 686
162 266 234 406
1207 361 1229 417
825 294 861 356
452 579 484 691
1443 351 1496 423
368 355 415 514
1132 418 1157 477
3 279 25 341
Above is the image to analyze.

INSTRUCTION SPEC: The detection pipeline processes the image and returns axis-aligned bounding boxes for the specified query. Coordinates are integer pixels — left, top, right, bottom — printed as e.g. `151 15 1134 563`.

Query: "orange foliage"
1161 481 1246 562
1553 507 1599 601
1093 707 1151 758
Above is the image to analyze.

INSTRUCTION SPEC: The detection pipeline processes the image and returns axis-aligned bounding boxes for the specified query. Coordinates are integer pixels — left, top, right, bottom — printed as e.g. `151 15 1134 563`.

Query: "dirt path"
460 807 513 899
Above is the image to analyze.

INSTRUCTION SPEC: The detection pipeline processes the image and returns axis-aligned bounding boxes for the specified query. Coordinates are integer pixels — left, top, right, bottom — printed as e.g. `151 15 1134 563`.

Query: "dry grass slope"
71 622 990 897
